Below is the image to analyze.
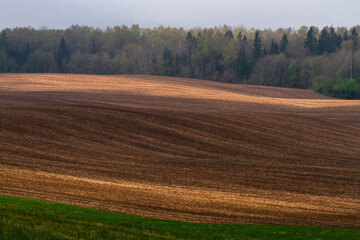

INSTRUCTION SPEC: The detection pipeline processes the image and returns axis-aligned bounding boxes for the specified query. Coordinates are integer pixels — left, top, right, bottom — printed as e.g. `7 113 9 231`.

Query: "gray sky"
0 0 359 30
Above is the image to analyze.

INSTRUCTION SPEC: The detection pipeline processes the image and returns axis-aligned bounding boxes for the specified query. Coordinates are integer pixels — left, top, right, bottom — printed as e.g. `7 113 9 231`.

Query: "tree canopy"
0 24 359 99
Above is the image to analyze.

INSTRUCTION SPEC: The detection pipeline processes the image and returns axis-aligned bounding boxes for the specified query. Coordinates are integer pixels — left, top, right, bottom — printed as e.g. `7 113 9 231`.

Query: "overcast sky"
0 0 359 30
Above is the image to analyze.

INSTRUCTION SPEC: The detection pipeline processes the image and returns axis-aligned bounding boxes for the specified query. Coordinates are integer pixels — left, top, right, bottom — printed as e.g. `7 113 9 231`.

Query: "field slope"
1 74 360 228
2 195 360 240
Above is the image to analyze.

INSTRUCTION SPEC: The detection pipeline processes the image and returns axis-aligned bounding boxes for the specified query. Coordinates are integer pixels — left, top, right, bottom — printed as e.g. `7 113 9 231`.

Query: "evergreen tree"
317 27 329 55
269 39 279 54
251 30 262 62
343 29 349 41
336 34 343 50
274 42 279 54
186 32 196 67
280 33 288 53
55 38 70 72
237 32 243 42
304 26 317 55
225 30 234 40
0 30 8 50
328 26 341 53
236 31 249 79
263 47 267 56
186 32 196 56
350 27 358 47
186 32 196 47
237 46 249 79
269 40 275 54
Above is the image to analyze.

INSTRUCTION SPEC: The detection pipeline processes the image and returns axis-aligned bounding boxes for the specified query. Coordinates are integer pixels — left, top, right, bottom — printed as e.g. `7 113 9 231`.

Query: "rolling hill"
1 74 359 228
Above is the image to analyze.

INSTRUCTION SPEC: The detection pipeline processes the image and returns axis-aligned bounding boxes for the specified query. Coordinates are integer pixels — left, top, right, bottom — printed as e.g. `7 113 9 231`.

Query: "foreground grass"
0 195 359 240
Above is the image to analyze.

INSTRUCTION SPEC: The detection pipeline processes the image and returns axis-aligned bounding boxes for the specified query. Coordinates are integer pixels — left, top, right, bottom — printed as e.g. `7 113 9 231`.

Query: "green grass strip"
0 195 359 239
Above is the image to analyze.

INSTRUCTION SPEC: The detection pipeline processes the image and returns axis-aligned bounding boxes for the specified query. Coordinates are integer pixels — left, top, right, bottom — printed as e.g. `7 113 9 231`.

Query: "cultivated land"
1 74 360 228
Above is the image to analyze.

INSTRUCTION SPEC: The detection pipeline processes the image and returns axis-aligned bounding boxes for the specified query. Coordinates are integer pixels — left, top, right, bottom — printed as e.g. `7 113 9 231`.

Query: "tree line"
0 25 359 99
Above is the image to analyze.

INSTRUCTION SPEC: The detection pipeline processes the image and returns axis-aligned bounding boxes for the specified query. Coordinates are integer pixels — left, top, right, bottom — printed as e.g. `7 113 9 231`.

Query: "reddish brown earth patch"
0 74 359 227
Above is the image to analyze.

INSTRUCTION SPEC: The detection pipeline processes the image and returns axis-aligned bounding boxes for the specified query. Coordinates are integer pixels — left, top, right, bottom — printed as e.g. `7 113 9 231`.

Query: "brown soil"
1 74 359 228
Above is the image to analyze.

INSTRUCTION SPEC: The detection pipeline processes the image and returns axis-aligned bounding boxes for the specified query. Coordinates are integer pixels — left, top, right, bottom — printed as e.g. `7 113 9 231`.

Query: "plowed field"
1 74 360 228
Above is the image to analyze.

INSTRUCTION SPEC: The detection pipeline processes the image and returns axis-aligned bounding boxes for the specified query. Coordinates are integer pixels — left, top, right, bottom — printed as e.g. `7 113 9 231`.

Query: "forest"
0 24 359 99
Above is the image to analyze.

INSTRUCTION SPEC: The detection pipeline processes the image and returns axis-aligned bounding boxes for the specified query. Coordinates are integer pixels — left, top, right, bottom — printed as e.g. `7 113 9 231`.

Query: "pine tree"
269 40 275 54
350 27 358 47
304 26 317 55
328 26 341 53
186 32 196 66
237 32 242 42
317 27 329 55
236 31 249 79
186 32 196 52
251 30 262 62
343 29 349 41
0 30 8 50
280 33 288 53
237 46 249 79
186 32 195 47
269 39 279 54
263 47 267 56
55 38 70 72
225 30 234 40
274 42 279 54
336 34 343 50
